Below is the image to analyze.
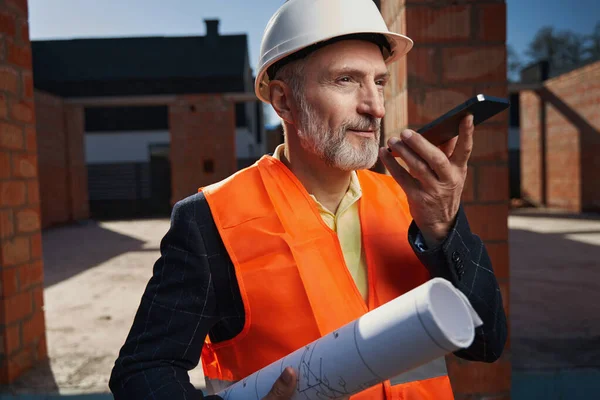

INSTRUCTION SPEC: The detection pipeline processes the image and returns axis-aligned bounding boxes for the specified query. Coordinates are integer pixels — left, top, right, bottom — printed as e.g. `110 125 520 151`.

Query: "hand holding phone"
387 94 510 149
378 93 509 248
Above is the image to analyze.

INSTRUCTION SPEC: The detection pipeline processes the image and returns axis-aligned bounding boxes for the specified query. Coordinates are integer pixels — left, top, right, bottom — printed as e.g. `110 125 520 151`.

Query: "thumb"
262 367 297 400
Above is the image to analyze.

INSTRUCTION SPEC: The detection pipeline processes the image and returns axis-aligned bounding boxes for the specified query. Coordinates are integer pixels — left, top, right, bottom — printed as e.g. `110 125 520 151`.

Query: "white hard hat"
255 0 414 104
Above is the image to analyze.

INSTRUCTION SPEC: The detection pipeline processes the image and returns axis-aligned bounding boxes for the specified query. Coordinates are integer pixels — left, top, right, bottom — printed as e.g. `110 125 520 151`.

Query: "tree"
507 44 523 82
584 21 600 61
526 26 587 73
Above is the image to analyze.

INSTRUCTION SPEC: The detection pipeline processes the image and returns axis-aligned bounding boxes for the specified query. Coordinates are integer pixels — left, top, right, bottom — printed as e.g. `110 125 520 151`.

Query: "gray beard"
296 100 381 171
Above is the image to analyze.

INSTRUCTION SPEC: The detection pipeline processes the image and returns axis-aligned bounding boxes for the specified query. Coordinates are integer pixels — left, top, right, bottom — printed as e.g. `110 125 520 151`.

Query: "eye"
376 79 387 87
337 76 352 83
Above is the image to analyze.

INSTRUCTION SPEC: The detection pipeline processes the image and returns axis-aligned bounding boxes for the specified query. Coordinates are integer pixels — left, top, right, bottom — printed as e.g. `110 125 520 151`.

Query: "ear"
269 80 296 125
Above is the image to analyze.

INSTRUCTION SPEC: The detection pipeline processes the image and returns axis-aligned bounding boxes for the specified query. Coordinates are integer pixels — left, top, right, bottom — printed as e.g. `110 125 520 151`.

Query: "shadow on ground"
42 221 156 288
510 212 600 398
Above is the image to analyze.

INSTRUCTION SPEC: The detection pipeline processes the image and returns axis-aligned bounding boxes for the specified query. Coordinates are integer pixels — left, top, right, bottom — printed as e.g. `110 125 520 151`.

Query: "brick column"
381 0 511 398
168 95 236 204
0 0 47 383
64 105 89 221
519 91 543 206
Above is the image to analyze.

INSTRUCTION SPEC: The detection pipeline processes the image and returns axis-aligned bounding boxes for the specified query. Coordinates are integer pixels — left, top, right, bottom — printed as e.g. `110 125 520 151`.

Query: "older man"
109 0 507 399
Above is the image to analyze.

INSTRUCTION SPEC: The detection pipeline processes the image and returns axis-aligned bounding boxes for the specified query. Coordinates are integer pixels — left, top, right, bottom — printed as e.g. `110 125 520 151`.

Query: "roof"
32 34 248 82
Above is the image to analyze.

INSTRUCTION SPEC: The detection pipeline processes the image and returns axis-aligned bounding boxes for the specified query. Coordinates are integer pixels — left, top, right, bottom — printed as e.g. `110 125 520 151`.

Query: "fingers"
262 367 297 400
450 114 474 167
438 136 459 158
379 147 419 197
390 129 453 181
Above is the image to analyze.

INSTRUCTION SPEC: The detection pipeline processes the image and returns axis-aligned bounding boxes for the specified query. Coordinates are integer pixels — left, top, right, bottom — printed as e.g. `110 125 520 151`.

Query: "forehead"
305 40 388 75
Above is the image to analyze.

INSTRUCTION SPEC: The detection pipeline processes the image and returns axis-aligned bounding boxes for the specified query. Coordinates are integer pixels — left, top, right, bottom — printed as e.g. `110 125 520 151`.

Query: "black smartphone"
416 94 510 146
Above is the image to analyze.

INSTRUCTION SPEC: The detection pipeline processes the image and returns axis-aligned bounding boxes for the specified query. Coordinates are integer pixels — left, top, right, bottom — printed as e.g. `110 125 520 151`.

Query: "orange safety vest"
200 155 454 400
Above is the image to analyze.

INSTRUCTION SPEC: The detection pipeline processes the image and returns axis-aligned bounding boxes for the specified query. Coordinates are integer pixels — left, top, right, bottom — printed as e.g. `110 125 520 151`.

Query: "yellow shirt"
272 145 368 300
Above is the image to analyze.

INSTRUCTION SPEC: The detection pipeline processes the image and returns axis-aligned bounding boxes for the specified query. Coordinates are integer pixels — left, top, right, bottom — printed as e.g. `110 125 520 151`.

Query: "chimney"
205 19 219 39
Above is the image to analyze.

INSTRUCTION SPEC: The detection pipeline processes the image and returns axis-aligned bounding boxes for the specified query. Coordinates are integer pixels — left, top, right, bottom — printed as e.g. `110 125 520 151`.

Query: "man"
109 0 507 399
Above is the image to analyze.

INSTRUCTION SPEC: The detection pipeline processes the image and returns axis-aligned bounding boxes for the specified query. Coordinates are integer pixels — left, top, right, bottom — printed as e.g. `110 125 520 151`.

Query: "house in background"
31 20 264 220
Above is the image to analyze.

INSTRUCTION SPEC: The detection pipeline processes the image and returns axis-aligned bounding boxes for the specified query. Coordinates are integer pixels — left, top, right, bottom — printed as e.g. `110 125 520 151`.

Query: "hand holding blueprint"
217 278 483 400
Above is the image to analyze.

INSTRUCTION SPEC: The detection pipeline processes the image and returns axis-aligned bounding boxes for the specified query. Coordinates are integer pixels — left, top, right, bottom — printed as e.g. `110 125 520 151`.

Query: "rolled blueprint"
217 278 483 400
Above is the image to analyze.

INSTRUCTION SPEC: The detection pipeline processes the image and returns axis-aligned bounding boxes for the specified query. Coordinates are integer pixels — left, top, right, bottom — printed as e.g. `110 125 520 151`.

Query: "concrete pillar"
168 95 236 204
381 0 511 398
0 0 48 383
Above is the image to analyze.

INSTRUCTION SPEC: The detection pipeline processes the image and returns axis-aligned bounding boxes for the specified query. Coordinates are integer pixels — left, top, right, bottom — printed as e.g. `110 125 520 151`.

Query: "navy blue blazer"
109 192 507 399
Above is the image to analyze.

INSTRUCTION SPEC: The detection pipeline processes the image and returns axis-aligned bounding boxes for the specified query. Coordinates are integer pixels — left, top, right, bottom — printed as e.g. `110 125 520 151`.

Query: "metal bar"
508 82 544 93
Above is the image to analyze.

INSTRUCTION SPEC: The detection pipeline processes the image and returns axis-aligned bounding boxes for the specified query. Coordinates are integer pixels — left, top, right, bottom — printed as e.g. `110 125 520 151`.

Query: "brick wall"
520 62 600 212
381 0 510 398
168 95 236 204
0 0 47 383
520 61 600 212
34 91 89 228
519 91 543 205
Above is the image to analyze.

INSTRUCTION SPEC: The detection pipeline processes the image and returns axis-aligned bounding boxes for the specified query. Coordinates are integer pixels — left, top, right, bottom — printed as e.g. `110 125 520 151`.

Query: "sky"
28 0 599 125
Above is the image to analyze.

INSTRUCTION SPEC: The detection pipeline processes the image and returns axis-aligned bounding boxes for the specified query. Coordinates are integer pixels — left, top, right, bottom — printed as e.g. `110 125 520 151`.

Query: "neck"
280 128 352 214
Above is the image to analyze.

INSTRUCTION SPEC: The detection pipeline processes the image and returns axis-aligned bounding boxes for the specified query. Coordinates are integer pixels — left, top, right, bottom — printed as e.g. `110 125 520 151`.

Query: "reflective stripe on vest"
389 357 448 386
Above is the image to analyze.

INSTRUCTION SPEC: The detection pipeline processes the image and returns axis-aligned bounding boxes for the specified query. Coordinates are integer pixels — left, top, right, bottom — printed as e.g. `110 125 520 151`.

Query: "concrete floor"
2 209 600 397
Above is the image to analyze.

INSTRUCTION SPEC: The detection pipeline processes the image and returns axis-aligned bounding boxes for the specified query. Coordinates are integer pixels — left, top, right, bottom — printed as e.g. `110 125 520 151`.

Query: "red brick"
24 126 36 153
484 242 509 280
16 208 39 233
0 180 25 207
21 71 33 99
7 38 31 69
26 181 39 205
471 125 508 162
0 151 10 179
6 0 28 17
29 233 41 260
20 21 29 43
447 354 511 394
407 86 473 125
4 323 21 356
407 46 438 86
0 93 7 119
0 236 29 266
0 66 19 95
0 209 14 239
442 46 506 83
0 267 18 297
11 153 36 178
0 11 17 38
477 164 509 202
22 310 44 346
9 99 34 124
5 345 35 383
463 204 508 241
476 3 506 42
0 122 23 150
406 5 471 44
36 333 47 360
0 291 32 323
31 285 43 310
461 165 475 203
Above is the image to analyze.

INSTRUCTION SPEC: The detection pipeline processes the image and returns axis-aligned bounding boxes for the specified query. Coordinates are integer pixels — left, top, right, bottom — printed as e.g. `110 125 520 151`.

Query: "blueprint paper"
217 278 482 400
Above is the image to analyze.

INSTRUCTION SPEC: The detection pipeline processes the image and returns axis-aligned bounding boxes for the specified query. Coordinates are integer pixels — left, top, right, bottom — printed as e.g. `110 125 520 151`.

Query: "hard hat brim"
255 31 413 104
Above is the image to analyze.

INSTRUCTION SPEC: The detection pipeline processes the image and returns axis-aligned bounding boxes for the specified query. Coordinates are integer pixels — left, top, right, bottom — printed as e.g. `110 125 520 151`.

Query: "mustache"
344 117 381 132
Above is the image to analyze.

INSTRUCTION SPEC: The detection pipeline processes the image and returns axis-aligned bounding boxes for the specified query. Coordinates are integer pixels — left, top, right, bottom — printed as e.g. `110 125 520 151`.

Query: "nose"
357 82 385 120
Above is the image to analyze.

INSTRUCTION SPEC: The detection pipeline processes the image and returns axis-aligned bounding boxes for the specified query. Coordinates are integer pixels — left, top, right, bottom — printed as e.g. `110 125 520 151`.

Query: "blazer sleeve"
109 193 224 399
407 205 508 363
